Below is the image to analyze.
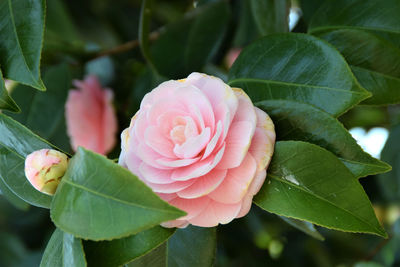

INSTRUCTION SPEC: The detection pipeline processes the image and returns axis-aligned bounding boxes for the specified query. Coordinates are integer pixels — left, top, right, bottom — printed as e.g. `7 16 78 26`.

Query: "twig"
92 31 160 59
363 235 392 261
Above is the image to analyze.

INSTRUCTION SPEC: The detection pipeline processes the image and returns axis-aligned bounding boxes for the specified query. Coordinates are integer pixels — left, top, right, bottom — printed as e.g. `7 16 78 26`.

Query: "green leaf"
128 243 167 267
6 64 72 152
84 226 175 267
139 0 157 73
129 226 217 267
150 1 230 78
309 0 400 35
249 0 290 35
167 226 216 267
0 71 19 112
40 228 86 267
254 141 387 237
279 216 324 241
0 114 53 208
378 124 400 202
50 148 186 241
0 0 46 90
316 29 400 105
0 174 29 211
256 99 391 178
228 33 370 117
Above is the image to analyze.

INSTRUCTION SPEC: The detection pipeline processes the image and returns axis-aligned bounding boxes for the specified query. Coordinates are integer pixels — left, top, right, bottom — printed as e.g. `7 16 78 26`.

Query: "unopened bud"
24 149 68 195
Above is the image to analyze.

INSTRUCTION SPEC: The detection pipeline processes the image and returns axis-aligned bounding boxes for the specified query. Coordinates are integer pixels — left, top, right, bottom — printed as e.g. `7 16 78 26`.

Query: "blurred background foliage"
1 0 400 266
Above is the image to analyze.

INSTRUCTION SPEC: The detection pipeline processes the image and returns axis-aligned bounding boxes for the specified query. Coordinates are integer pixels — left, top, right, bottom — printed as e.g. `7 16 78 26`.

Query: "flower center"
170 116 198 145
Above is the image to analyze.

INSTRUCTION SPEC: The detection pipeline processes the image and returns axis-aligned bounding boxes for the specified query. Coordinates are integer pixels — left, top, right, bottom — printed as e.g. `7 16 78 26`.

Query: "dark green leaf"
378 124 400 202
129 226 217 267
257 99 391 178
232 0 259 47
139 0 157 72
309 0 400 35
50 148 186 241
228 33 370 117
254 141 387 237
128 243 167 267
0 71 19 112
167 226 216 267
40 228 86 267
0 0 46 90
279 216 324 241
6 64 71 152
84 226 175 267
250 0 290 35
0 147 51 208
316 29 400 105
0 175 29 211
0 114 53 208
150 1 230 78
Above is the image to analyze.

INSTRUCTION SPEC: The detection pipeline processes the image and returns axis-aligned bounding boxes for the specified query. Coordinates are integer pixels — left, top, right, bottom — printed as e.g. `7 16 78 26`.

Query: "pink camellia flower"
24 149 68 195
65 75 117 155
119 73 275 227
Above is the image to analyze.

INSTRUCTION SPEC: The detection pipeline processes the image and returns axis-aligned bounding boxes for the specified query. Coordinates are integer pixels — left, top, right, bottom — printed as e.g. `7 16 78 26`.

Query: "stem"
92 31 160 59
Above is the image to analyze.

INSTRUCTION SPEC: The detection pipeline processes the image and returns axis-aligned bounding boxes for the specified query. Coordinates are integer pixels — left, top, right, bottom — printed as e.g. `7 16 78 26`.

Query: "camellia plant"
0 0 399 266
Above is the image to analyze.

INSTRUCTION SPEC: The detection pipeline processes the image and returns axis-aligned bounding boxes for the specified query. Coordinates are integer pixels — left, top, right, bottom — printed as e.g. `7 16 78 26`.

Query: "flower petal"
209 153 257 204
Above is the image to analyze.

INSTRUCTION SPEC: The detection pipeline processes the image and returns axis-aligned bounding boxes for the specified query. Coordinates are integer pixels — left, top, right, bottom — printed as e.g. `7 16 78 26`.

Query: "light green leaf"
256 99 391 178
0 0 46 90
150 1 230 78
228 33 370 117
0 71 19 112
129 226 217 267
50 148 186 241
40 228 86 267
279 216 324 241
316 29 400 105
0 114 53 208
254 141 387 237
84 226 175 267
250 0 290 35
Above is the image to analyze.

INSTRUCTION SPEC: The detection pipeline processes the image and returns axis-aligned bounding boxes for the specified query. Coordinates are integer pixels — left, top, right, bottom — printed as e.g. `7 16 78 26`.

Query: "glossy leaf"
309 0 400 35
0 0 46 90
50 148 186 241
279 216 324 241
6 64 71 152
256 99 391 178
40 228 86 267
0 174 29 211
250 0 290 35
0 71 19 112
150 1 230 78
316 29 400 105
254 141 387 237
0 114 53 208
378 124 400 202
228 33 370 117
84 226 175 267
129 226 217 267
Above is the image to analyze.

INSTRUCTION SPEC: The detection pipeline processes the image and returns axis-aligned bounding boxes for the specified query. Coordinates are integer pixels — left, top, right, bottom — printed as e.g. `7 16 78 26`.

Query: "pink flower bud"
225 48 242 69
24 149 68 195
65 75 118 155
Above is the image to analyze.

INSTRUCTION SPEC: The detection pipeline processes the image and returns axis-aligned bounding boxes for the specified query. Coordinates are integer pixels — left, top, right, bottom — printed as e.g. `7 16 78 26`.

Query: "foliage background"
1 0 400 266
